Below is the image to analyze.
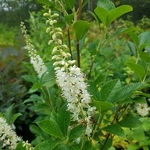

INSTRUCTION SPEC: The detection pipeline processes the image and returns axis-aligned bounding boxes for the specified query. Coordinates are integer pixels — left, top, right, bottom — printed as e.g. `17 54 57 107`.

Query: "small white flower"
136 103 150 117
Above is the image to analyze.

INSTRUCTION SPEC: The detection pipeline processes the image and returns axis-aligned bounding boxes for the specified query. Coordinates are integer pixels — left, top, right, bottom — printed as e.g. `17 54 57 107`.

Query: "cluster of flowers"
0 117 21 149
0 117 34 150
20 22 48 78
136 103 150 117
43 10 96 136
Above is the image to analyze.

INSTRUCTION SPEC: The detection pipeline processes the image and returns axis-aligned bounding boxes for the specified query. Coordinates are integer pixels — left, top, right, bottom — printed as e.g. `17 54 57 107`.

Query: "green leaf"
127 31 139 48
37 120 64 139
30 124 43 136
118 114 141 128
94 7 108 25
127 62 145 81
12 113 22 124
16 141 26 150
23 94 41 104
100 79 121 101
58 105 70 136
4 104 13 124
22 75 36 83
41 72 55 87
58 144 70 150
100 138 112 150
69 125 85 141
128 41 137 56
93 101 113 113
106 5 133 26
65 14 74 25
108 82 145 103
29 82 41 93
37 0 53 5
73 20 90 40
34 139 61 150
97 0 115 11
63 0 75 9
102 124 125 137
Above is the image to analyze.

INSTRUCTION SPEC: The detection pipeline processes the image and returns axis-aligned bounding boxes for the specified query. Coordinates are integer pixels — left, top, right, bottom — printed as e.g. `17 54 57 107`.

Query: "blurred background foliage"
1 0 150 145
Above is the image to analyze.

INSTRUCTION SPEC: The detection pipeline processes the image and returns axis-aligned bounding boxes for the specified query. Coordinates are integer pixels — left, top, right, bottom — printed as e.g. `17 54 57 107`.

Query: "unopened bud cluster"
20 22 48 78
44 9 96 136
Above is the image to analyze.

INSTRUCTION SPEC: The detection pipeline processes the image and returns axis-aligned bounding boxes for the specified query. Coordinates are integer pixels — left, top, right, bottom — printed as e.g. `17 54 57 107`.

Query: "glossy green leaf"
37 120 64 139
93 101 113 113
106 5 133 26
58 105 70 136
127 62 145 81
73 20 90 40
69 125 85 141
97 0 115 11
94 7 108 25
34 139 61 150
118 114 141 128
102 124 125 137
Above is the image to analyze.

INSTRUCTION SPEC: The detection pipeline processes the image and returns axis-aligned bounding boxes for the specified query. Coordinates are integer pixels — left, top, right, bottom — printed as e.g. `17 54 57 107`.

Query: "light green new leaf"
73 20 90 40
127 62 145 81
94 7 108 25
118 114 141 128
34 139 61 150
97 0 115 11
93 101 113 113
58 105 70 136
69 125 85 141
106 5 133 26
102 124 125 137
37 120 64 139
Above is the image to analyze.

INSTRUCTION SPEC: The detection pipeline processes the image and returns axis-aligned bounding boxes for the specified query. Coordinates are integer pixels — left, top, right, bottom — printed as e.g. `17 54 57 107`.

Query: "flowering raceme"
20 22 48 78
44 10 96 136
0 117 21 149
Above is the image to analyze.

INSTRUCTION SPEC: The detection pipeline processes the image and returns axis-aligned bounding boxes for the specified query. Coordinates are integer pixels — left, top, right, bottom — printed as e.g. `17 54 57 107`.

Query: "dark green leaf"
69 125 85 141
100 138 112 150
30 124 43 136
63 0 75 9
34 139 61 150
118 114 141 128
4 104 13 124
58 105 70 136
102 124 125 137
29 82 41 93
12 113 22 124
23 94 41 104
73 20 90 40
37 120 64 139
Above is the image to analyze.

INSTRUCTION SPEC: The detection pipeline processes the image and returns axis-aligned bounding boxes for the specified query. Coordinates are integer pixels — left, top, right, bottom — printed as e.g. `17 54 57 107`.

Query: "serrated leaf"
94 7 108 25
127 62 145 81
58 105 70 136
34 139 61 150
106 5 133 26
108 82 145 103
97 0 115 11
73 20 90 40
69 125 85 141
37 120 64 139
93 101 113 113
100 79 121 101
118 114 141 128
102 124 125 137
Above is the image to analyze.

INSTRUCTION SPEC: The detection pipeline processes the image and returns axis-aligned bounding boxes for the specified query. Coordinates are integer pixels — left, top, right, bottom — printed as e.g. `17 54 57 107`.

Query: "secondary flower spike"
44 9 96 137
